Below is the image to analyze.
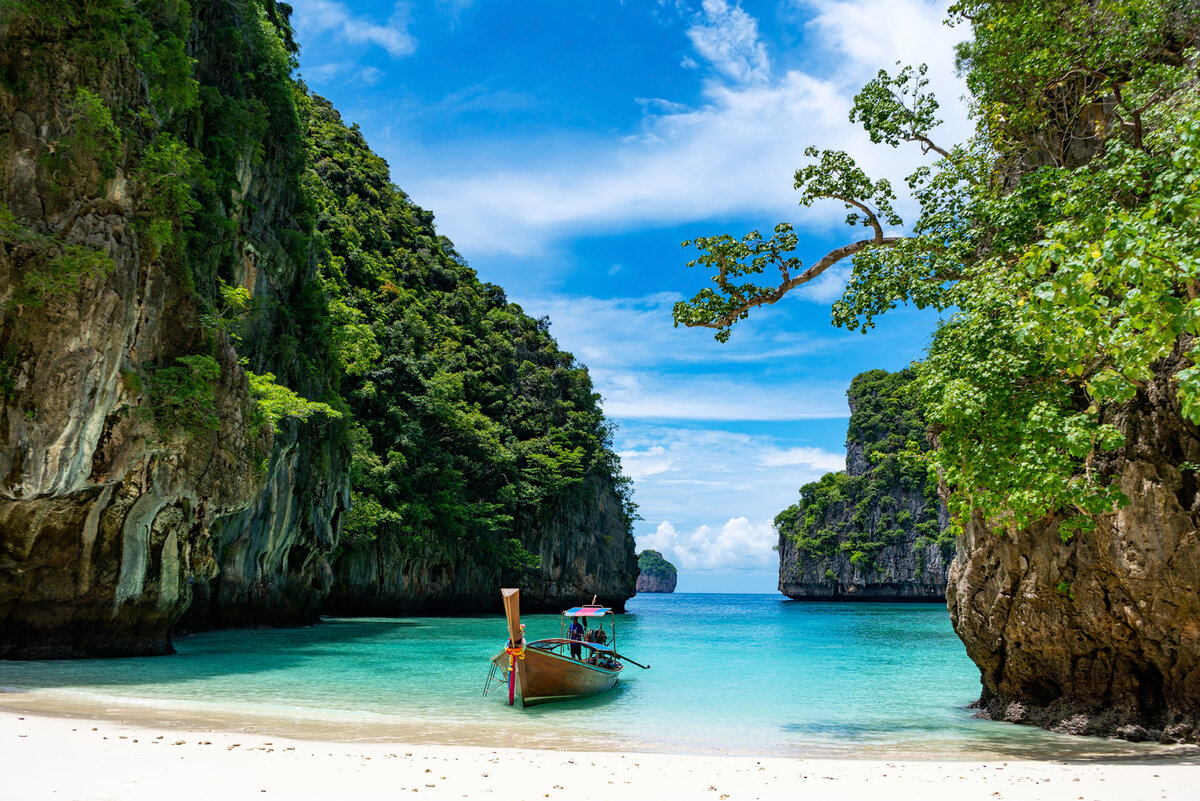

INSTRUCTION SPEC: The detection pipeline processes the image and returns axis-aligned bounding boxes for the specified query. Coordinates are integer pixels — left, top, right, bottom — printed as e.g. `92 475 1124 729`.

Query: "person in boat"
568 616 584 660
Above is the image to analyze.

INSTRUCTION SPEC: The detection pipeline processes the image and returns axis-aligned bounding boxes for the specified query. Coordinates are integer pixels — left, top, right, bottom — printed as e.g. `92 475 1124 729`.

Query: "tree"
674 0 1200 536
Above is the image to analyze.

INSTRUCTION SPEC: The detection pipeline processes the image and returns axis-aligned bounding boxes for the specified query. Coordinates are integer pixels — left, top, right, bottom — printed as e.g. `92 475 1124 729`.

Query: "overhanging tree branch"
701 236 903 331
851 64 951 159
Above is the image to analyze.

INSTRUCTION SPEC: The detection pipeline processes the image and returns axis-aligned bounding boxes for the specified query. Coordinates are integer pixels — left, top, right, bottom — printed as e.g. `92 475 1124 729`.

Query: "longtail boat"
484 588 648 706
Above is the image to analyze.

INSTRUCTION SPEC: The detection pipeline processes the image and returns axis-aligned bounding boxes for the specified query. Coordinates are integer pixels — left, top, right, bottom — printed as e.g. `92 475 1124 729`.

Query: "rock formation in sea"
0 1 637 657
948 348 1200 743
635 549 677 593
775 369 952 601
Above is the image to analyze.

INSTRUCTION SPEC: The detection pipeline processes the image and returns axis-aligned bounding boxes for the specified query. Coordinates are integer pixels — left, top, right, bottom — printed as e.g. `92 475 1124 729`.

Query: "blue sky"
288 0 971 592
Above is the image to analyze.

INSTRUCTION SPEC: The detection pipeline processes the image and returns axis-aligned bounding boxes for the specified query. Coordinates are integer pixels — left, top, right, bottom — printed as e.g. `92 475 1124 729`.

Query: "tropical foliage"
774 369 948 570
678 0 1200 539
637 549 677 581
302 95 634 558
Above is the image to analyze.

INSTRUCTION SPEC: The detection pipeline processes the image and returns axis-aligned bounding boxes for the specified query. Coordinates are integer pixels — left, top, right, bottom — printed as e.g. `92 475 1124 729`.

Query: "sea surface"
0 593 1189 760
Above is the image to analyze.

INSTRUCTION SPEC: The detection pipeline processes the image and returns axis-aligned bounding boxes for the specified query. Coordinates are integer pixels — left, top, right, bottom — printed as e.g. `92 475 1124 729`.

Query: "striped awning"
562 605 611 617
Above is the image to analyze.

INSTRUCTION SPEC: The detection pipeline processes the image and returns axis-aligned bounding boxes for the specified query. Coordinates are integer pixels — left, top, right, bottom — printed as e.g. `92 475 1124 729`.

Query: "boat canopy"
563 605 611 617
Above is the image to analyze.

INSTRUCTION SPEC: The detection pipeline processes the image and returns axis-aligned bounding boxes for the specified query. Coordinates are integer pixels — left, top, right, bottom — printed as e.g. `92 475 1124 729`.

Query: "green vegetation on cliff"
1 0 634 605
637 549 677 581
3 0 343 444
676 0 1200 541
302 93 635 565
774 369 947 571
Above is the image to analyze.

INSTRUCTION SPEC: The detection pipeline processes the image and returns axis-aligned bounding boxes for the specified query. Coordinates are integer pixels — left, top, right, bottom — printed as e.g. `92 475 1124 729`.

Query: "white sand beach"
2 707 1196 801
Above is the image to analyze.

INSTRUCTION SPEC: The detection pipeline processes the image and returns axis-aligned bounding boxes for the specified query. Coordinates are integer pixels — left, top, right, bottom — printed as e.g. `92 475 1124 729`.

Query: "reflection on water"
1 594 1196 762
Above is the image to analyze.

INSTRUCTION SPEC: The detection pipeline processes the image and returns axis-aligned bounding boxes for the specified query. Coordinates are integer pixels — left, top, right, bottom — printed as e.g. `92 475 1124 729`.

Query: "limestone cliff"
327 468 636 614
0 2 349 657
948 349 1200 743
0 1 636 657
303 96 638 617
776 369 952 601
636 549 677 593
0 1 350 657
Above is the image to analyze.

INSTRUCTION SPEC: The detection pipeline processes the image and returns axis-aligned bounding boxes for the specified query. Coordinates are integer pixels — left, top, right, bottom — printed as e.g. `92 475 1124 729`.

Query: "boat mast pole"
500 588 526 707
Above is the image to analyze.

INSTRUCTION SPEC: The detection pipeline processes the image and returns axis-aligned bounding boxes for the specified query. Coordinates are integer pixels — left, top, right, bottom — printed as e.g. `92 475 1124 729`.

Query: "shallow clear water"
0 594 1188 759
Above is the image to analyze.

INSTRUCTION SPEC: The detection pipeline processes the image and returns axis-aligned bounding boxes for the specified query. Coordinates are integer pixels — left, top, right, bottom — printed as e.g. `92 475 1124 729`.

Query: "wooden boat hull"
507 643 620 706
492 588 622 707
491 643 621 706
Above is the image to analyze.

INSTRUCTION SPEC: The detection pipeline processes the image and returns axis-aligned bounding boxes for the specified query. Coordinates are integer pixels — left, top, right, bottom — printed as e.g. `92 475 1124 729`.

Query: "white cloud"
615 423 843 541
511 292 852 421
305 61 351 81
634 97 690 115
686 0 771 85
291 0 417 58
638 517 778 570
412 71 851 255
513 292 841 369
402 0 969 257
433 84 538 116
306 61 386 86
619 445 673 480
760 446 845 470
638 520 680 553
597 369 846 421
795 263 852 303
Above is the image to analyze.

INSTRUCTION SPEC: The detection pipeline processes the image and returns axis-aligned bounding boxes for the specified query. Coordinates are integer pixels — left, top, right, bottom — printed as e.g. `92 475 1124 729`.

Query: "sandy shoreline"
3 707 1198 801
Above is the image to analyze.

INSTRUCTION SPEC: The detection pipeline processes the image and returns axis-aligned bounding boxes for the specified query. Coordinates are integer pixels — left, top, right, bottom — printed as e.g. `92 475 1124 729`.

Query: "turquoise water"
0 594 1185 759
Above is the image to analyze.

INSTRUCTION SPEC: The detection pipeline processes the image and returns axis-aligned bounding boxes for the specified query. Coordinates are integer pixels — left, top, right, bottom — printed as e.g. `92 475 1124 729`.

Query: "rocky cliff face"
635 573 676 593
515 470 638 612
0 2 637 658
326 469 637 614
0 2 348 656
776 370 952 601
778 525 950 601
948 352 1200 743
178 413 348 631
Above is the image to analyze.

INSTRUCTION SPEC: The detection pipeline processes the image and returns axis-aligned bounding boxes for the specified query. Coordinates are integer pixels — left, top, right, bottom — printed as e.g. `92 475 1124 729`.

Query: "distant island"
636 550 678 593
775 369 952 601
